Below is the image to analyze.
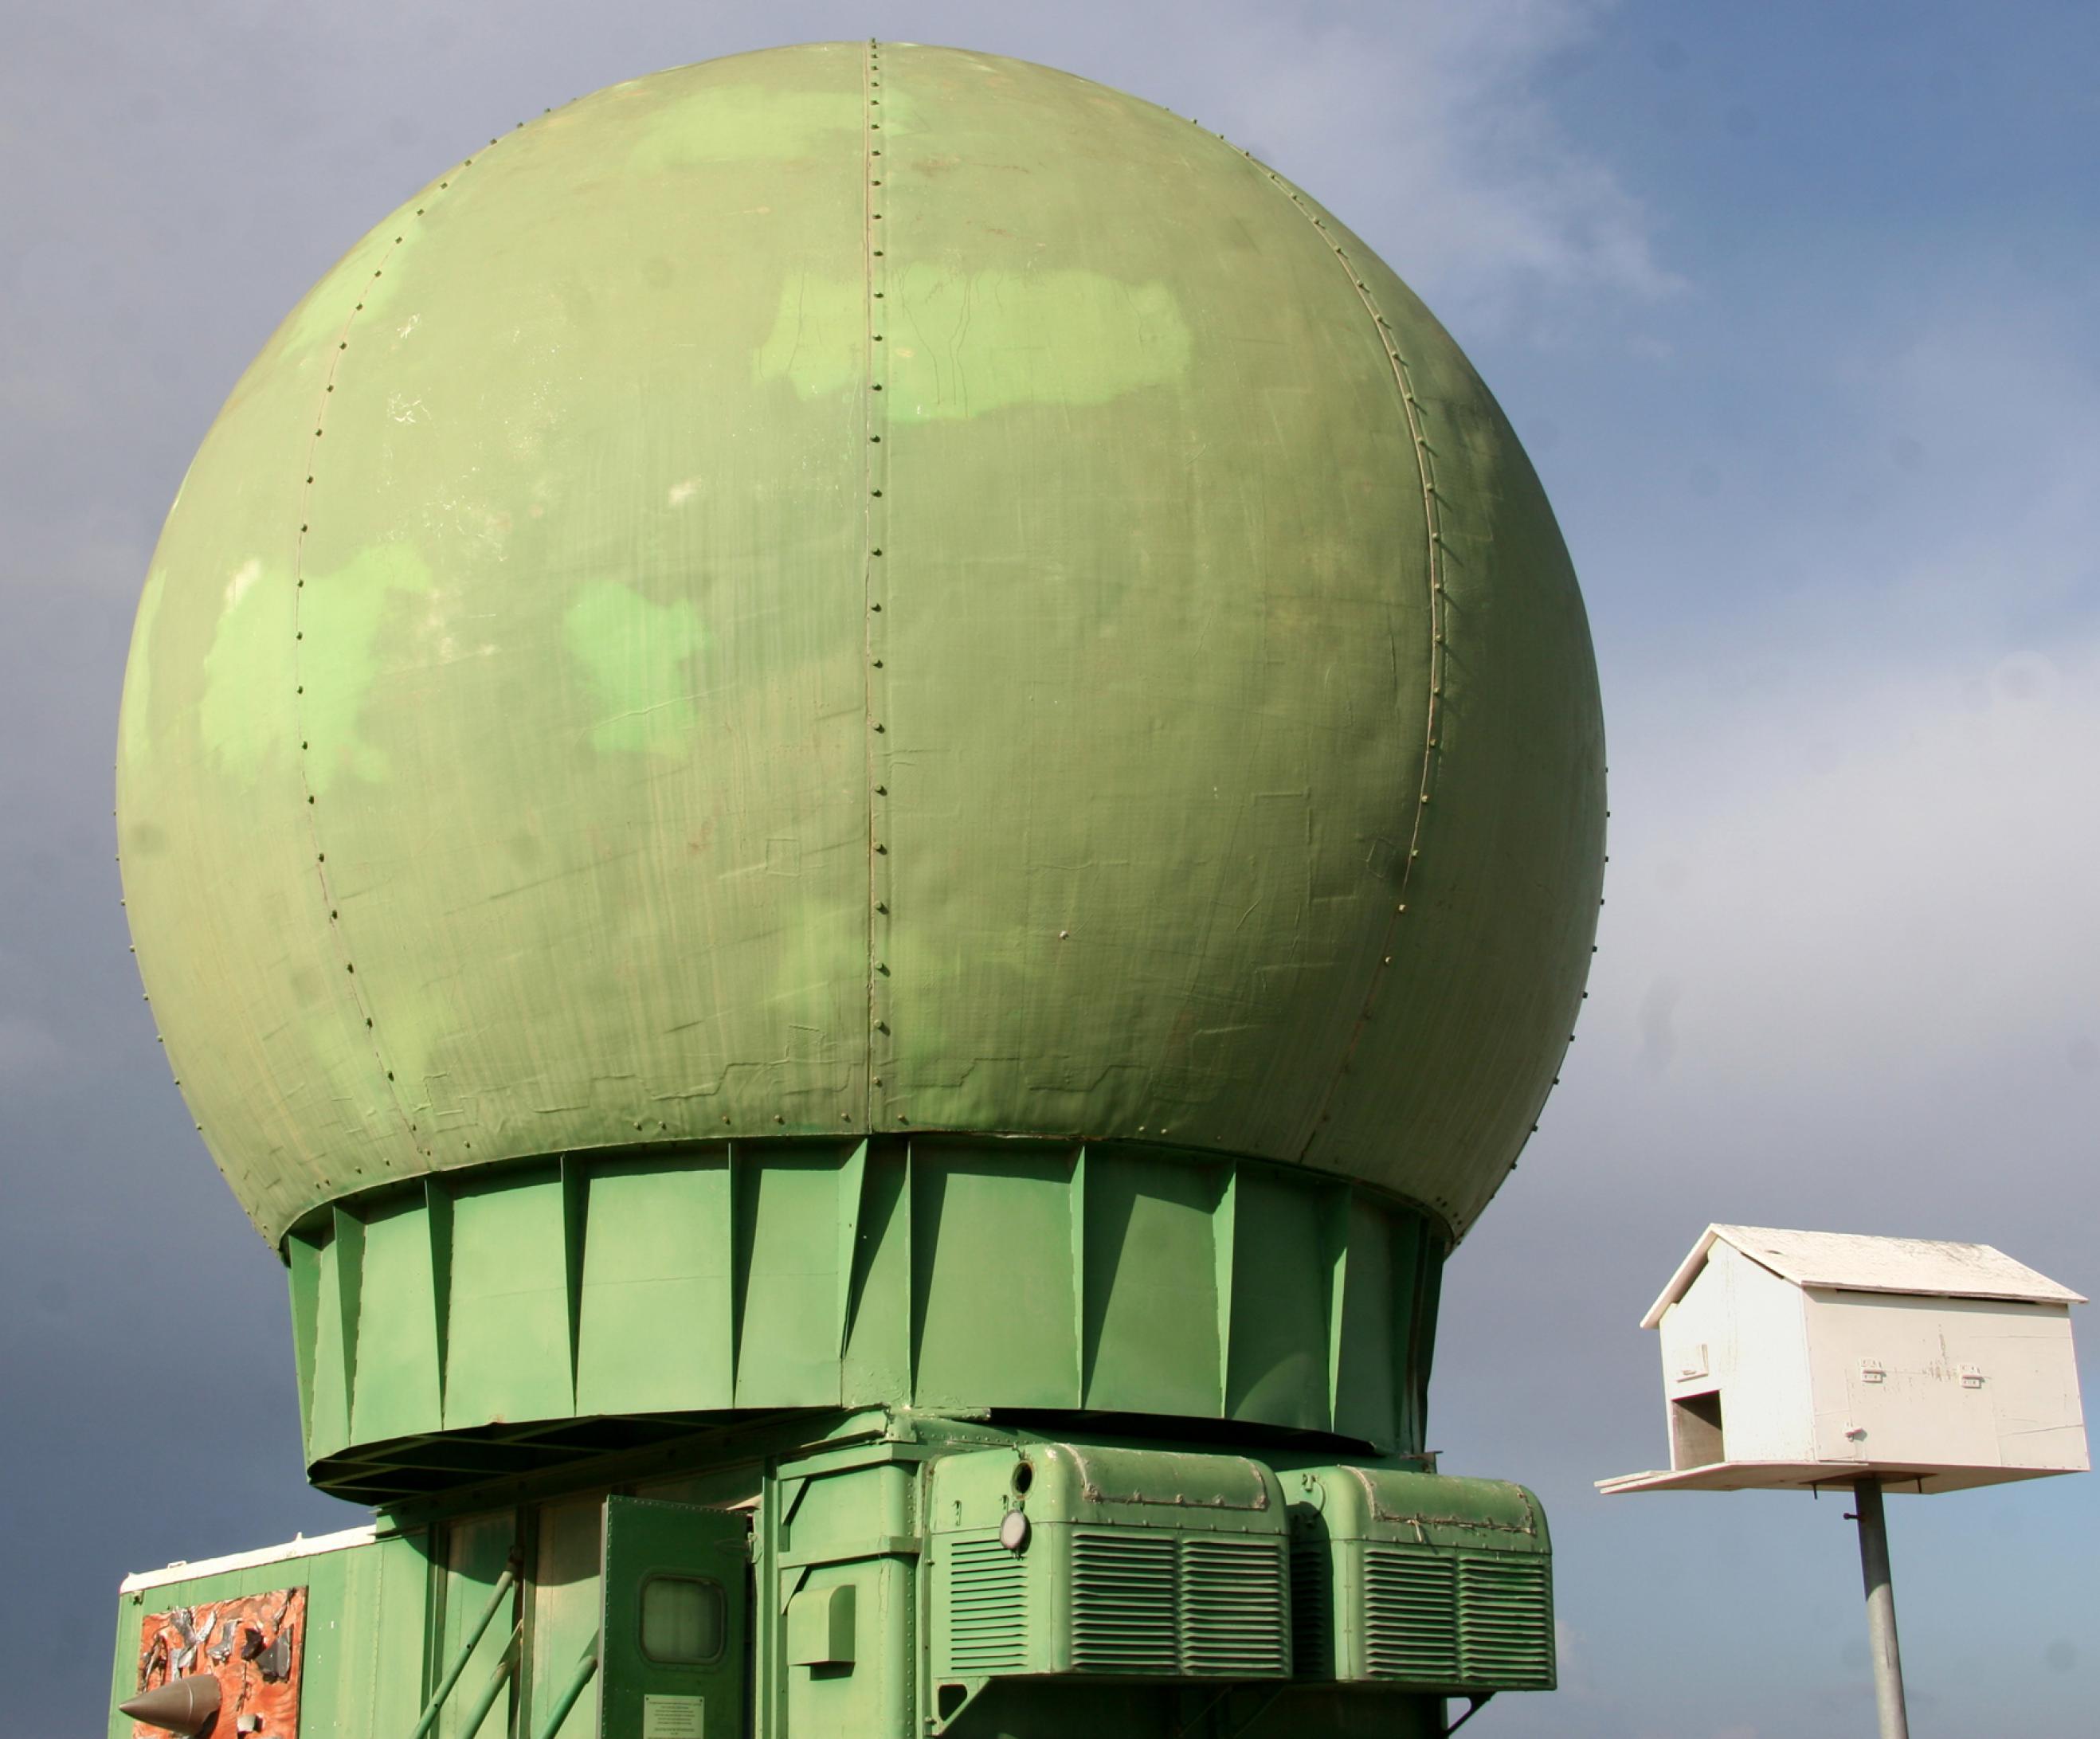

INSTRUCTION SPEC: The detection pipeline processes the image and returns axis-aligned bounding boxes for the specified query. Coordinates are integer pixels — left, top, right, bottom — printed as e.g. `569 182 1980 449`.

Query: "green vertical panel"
439 1511 519 1739
1407 1227 1446 1452
1226 1167 1331 1431
1214 1165 1239 1410
379 1530 441 1739
911 1145 1079 1408
1389 1217 1424 1453
784 1561 911 1739
562 1157 589 1402
840 1142 912 1404
576 1157 735 1416
308 1229 351 1460
833 1140 867 1356
332 1205 366 1433
286 1227 323 1451
106 1580 142 1739
351 1193 445 1443
321 1529 437 1739
734 1150 844 1408
1332 1195 1398 1450
1079 1150 1224 1417
445 1167 574 1428
600 1498 750 1739
530 1496 605 1739
428 1179 455 1412
1325 1183 1353 1435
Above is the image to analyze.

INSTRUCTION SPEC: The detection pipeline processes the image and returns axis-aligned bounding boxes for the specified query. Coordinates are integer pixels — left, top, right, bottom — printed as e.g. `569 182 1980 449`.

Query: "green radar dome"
118 42 1604 1251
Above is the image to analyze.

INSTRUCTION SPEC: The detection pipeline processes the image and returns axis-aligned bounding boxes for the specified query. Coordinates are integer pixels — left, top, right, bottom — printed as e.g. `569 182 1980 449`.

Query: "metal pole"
532 1638 599 1739
1851 1477 1910 1739
410 1564 519 1739
455 1624 521 1739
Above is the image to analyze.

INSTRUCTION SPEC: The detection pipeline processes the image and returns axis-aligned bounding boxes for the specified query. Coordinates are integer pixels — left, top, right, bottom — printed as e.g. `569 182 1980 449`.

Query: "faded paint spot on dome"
199 556 292 781
300 544 437 793
755 268 1193 418
565 581 705 758
629 86 868 171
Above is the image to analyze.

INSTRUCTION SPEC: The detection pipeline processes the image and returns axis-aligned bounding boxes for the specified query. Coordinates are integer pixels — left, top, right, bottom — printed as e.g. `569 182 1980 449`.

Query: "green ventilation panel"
1286 1467 1553 1692
926 1443 1291 1711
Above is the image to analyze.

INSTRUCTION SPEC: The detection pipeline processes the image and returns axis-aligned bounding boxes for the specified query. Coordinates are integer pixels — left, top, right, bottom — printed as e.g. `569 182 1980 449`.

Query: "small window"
641 1576 726 1664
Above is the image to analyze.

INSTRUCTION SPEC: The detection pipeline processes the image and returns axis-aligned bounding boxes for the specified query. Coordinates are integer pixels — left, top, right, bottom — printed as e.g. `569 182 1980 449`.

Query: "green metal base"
288 1136 1447 1498
114 1410 1550 1739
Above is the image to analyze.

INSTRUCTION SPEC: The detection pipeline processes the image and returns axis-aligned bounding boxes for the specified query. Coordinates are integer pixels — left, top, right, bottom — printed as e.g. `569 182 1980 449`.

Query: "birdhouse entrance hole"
1671 1390 1726 1467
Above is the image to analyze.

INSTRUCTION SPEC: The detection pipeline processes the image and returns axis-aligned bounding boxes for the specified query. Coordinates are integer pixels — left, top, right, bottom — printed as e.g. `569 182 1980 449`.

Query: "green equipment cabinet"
1287 1468 1555 1693
112 1424 1552 1738
109 37 1604 1739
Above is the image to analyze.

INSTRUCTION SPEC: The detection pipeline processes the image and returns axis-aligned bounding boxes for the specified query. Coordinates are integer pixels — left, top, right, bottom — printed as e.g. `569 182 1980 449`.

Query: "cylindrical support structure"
1851 1478 1910 1739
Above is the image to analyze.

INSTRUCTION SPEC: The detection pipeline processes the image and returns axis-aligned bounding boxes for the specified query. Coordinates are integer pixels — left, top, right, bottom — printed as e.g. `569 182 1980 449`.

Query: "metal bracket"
1446 1692 1497 1734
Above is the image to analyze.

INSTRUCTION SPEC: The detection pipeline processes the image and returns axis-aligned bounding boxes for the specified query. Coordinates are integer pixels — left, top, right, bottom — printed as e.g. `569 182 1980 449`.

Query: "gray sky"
5 2 2097 1733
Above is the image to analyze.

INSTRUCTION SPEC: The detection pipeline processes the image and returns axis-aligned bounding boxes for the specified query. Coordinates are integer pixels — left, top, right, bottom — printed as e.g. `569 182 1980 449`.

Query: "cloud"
1084 0 1681 320
1605 636 2100 1122
1436 278 2100 1738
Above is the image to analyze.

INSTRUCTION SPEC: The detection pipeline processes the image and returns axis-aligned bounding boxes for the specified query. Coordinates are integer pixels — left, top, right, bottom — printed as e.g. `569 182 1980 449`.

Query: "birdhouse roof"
1640 1224 2086 1327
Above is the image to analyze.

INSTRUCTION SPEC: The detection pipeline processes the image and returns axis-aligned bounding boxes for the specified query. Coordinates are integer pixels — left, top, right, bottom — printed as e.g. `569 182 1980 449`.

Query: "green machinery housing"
112 39 1604 1739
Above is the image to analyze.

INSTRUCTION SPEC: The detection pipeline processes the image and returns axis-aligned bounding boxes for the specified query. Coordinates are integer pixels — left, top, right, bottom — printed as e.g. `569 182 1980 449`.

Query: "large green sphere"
118 42 1604 1249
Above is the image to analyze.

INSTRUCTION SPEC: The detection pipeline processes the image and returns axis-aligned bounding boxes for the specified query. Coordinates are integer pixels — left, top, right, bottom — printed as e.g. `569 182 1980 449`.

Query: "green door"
600 1497 750 1739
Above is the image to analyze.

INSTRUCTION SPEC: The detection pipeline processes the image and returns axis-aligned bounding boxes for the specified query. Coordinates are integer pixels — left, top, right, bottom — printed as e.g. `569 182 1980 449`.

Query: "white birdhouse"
1600 1224 2088 1495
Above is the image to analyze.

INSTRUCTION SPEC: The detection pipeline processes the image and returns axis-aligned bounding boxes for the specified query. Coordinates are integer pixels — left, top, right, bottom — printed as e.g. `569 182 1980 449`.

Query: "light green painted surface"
437 1510 519 1739
284 1138 1441 1488
1285 1466 1556 1691
926 1443 1292 1685
531 1495 606 1739
118 41 1604 1251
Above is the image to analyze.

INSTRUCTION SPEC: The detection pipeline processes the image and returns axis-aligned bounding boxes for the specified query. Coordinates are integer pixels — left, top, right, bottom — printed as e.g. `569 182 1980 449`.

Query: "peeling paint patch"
300 544 437 792
564 581 704 758
755 267 1193 419
225 557 262 608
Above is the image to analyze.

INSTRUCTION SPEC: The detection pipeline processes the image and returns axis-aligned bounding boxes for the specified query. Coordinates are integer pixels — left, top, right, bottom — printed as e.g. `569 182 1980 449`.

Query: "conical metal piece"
118 1674 221 1733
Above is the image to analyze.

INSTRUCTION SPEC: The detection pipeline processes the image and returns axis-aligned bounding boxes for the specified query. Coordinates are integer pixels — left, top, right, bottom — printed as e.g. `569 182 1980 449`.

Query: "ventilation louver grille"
1363 1547 1459 1683
1457 1555 1553 1688
942 1537 1030 1674
1181 1536 1288 1675
1071 1531 1177 1672
1289 1542 1332 1681
1358 1545 1553 1690
1070 1529 1287 1678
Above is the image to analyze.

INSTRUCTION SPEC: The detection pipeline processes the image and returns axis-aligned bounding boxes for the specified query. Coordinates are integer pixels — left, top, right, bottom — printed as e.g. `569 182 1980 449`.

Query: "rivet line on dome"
286 137 499 1155
1243 148 1449 1157
862 37 895 1130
